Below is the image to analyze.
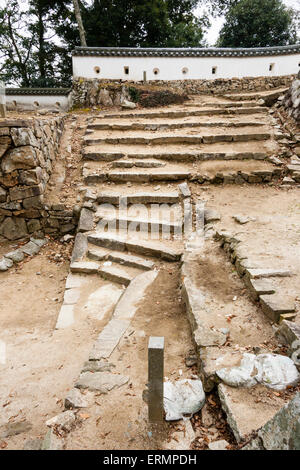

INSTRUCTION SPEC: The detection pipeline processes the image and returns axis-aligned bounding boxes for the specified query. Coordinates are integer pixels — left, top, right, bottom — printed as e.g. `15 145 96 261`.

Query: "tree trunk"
72 0 87 46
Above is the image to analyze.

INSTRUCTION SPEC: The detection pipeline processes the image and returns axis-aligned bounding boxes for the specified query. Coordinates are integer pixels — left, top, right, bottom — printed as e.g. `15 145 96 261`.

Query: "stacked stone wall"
72 75 295 108
0 117 78 240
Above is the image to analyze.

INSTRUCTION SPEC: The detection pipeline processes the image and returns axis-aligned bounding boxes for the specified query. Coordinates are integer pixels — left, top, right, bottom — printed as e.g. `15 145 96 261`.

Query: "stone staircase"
82 93 289 187
53 89 298 448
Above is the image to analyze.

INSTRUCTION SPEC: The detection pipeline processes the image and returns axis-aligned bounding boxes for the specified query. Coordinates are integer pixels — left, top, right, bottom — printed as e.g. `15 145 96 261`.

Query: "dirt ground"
1 97 299 450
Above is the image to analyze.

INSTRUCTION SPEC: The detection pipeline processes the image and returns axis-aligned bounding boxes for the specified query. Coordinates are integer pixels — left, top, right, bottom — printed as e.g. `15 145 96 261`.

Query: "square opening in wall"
212 67 217 75
124 66 129 75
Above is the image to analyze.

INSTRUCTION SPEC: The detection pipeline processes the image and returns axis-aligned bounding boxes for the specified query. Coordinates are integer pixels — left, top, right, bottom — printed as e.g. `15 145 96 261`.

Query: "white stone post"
0 81 6 118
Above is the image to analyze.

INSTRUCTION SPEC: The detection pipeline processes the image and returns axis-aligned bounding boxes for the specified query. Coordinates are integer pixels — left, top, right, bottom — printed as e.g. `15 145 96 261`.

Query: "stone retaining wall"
72 75 295 108
283 72 300 122
152 75 295 95
0 117 78 240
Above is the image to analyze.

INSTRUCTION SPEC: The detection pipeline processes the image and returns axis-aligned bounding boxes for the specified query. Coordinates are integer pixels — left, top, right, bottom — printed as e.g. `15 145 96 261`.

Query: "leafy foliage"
217 0 298 47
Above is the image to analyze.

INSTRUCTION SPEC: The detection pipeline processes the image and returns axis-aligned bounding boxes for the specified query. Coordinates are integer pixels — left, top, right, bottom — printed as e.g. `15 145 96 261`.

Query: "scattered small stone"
201 403 215 428
204 208 221 224
46 411 77 435
41 429 64 450
0 420 32 438
75 372 129 393
208 440 229 450
23 439 42 450
185 350 197 367
0 257 13 271
64 388 90 410
61 234 74 243
233 214 256 224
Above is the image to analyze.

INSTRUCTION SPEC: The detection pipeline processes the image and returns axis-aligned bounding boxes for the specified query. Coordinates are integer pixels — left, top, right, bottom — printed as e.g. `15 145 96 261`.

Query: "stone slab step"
83 150 267 163
218 383 286 443
101 107 268 120
89 270 158 360
70 261 100 274
98 263 140 286
96 191 180 204
84 133 271 146
111 159 166 168
96 215 183 234
183 101 261 108
82 150 123 161
88 121 267 131
259 294 296 323
223 88 288 102
87 246 155 270
84 171 190 184
88 233 182 261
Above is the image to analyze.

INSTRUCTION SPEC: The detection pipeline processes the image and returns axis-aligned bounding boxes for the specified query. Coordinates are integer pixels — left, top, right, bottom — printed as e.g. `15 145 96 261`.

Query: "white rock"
255 354 300 391
121 100 136 109
216 353 257 387
216 353 300 390
46 410 76 433
164 379 205 421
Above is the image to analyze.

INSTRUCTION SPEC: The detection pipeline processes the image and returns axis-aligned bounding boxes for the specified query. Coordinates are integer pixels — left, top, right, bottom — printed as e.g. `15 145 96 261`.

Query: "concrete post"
143 71 147 83
0 81 6 118
148 336 164 423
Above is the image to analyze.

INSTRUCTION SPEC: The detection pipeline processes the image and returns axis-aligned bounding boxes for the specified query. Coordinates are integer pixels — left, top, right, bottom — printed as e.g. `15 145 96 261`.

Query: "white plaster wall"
72 54 300 81
6 94 70 111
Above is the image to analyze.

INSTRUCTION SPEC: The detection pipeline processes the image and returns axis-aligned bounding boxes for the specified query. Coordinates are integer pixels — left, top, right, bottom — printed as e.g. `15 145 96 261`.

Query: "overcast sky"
0 0 299 46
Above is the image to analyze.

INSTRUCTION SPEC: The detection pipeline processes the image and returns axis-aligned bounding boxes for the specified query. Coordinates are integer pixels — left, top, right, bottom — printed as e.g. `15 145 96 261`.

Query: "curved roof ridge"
72 44 300 58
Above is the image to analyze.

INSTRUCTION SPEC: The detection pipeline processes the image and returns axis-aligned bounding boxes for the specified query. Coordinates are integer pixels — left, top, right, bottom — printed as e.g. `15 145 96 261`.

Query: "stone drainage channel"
26 91 300 450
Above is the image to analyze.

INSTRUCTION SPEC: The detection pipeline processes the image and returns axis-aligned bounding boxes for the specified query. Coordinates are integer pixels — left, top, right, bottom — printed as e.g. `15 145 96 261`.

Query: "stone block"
0 216 28 240
9 183 44 201
1 146 38 173
260 294 296 323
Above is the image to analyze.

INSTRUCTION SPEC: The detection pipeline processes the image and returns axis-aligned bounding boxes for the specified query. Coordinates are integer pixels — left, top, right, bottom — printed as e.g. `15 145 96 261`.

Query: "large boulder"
0 217 28 240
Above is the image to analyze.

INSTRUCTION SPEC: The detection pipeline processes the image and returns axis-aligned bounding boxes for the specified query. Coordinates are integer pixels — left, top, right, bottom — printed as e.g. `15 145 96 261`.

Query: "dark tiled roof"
72 45 300 58
6 88 71 96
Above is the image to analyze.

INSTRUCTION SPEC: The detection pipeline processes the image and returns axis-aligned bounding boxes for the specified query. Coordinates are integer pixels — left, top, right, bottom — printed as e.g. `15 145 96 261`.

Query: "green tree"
79 0 207 48
0 1 35 86
217 0 298 48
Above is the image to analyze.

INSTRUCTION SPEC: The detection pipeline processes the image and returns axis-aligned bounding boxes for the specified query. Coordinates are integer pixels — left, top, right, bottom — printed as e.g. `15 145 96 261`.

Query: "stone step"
88 233 182 261
84 132 271 146
96 215 183 234
183 101 260 108
87 246 155 270
84 170 190 184
83 149 268 163
223 88 288 102
83 162 280 185
100 107 268 120
98 263 141 286
111 159 166 169
96 191 180 205
87 120 266 131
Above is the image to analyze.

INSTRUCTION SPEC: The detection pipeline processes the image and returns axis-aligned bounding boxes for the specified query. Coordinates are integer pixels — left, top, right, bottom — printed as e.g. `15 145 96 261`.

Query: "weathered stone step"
223 87 288 102
98 263 141 286
96 191 180 204
84 170 190 184
88 120 266 131
183 101 261 108
88 233 182 261
96 215 183 234
87 246 155 270
111 159 166 169
84 132 271 146
83 149 267 163
100 107 268 120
